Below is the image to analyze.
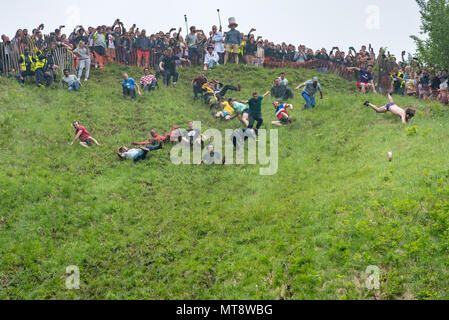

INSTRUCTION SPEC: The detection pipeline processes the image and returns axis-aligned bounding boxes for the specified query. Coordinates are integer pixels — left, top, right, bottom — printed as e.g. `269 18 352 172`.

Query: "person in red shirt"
191 72 208 99
70 121 101 148
132 130 167 146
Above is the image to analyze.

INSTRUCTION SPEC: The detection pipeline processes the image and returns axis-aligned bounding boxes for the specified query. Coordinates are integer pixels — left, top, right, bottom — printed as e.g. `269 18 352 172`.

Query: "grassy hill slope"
1 64 449 300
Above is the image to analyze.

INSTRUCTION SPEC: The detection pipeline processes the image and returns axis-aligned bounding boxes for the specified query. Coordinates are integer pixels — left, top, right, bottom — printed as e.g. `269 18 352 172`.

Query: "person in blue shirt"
121 73 141 99
347 65 377 94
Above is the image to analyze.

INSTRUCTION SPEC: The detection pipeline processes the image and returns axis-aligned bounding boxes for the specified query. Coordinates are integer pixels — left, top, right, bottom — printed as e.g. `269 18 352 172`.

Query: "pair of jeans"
68 81 80 91
144 81 157 93
133 145 162 162
248 112 263 130
123 86 136 98
208 60 218 69
35 68 52 87
163 69 178 86
302 92 316 109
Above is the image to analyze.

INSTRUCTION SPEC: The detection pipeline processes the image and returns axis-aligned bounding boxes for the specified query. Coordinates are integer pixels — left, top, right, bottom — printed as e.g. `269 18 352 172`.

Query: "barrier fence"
0 42 75 76
1 36 397 93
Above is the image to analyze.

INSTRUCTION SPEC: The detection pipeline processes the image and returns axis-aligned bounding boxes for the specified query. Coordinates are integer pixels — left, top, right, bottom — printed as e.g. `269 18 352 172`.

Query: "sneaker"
84 79 88 82
237 84 241 92
364 101 370 107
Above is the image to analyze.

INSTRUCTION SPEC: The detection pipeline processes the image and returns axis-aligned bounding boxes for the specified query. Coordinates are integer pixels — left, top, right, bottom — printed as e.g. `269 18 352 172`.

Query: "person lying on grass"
132 130 170 146
114 143 164 163
272 101 294 126
70 121 101 148
364 93 415 124
215 98 237 121
198 144 226 165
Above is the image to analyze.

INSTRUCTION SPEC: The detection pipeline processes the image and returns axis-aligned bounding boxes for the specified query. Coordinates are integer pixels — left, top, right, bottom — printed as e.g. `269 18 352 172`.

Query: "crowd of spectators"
0 17 448 104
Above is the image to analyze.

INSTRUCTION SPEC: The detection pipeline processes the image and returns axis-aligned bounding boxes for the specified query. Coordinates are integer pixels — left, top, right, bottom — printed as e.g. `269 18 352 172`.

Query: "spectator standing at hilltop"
224 17 242 65
73 41 91 82
210 25 225 64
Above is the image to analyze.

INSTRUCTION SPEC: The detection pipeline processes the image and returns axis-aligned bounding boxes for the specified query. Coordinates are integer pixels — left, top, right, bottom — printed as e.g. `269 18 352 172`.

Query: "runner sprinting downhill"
364 93 416 124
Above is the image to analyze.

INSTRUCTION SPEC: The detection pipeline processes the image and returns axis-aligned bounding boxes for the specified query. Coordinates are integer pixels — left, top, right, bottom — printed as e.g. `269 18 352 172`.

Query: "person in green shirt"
239 91 270 131
230 99 250 127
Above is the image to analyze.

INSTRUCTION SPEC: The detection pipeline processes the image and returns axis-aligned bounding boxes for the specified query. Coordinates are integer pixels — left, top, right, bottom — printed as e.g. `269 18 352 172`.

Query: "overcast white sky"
1 0 422 57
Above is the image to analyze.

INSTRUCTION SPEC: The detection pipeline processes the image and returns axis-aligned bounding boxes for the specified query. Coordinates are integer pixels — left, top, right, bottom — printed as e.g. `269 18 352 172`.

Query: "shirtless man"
364 94 415 124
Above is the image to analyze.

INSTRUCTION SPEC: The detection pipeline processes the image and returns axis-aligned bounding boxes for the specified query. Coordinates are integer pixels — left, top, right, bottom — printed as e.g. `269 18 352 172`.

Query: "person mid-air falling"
364 94 416 124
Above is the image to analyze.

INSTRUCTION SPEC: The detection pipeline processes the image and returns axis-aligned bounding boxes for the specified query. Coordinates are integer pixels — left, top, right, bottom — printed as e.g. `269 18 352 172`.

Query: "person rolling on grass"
240 91 271 131
347 64 377 94
70 121 101 148
230 99 250 127
115 143 164 163
364 93 416 125
294 77 323 109
132 130 170 146
272 101 294 126
121 73 142 99
215 99 237 121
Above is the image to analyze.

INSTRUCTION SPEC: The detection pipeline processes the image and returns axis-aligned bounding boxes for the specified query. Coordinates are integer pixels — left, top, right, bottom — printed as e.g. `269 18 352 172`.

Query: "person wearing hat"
224 17 242 65
294 77 323 109
204 45 220 70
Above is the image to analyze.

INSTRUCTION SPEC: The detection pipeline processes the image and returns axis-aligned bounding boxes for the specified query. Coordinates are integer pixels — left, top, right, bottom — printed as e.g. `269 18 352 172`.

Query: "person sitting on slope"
70 121 101 148
364 93 415 125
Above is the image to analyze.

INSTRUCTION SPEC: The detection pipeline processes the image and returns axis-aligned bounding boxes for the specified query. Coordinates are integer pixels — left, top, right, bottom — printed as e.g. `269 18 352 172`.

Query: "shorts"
94 46 106 56
82 138 91 145
137 50 150 58
357 82 369 89
223 112 231 117
226 43 240 53
242 110 249 115
280 117 290 124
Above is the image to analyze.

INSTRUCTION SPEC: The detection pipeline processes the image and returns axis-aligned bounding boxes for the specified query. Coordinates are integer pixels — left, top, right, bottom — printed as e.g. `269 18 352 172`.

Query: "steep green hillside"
1 64 449 300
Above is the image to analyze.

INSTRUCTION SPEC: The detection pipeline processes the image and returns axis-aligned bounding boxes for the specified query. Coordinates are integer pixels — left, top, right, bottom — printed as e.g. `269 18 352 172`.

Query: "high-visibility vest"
35 57 46 70
238 41 245 55
391 72 405 88
20 54 36 72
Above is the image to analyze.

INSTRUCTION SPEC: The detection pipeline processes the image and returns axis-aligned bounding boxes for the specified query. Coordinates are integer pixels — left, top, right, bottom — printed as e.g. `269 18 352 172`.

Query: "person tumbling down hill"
70 121 101 148
230 99 250 127
115 143 164 163
181 121 208 147
215 99 236 121
240 91 271 131
294 77 323 109
132 130 169 146
364 93 415 124
347 65 377 94
272 101 294 126
121 73 142 99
